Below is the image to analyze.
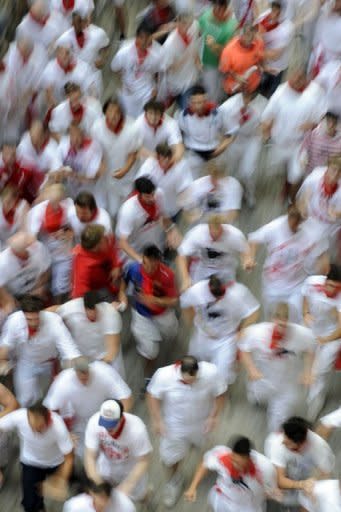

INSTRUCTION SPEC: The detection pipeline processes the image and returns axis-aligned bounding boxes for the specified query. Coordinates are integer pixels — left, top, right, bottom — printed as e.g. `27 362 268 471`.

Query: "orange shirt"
219 36 264 94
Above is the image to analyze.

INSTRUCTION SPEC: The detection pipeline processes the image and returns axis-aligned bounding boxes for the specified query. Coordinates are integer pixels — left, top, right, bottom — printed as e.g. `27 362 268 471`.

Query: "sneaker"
163 474 184 508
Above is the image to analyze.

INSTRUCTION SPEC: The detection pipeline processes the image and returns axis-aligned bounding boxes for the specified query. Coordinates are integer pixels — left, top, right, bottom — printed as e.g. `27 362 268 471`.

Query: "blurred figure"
316 406 341 440
147 356 226 507
0 186 29 250
301 479 341 512
63 481 136 512
314 60 341 117
51 0 94 27
0 383 19 488
66 191 112 241
138 0 176 44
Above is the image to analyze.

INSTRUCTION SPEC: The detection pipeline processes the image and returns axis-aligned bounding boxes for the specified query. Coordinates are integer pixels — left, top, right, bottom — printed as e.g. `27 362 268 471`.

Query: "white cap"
98 400 121 429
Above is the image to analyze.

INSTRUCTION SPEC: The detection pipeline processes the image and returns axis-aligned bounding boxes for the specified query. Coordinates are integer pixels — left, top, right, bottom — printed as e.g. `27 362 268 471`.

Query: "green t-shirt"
199 9 238 68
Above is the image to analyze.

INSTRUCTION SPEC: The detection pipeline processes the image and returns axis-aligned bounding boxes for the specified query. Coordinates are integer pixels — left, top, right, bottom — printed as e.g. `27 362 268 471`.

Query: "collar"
69 101 84 122
270 324 286 350
75 29 86 49
288 80 307 94
177 28 192 46
56 57 76 74
106 116 124 135
110 415 126 439
29 10 49 27
209 280 234 300
219 452 258 480
70 137 92 154
135 41 149 65
62 0 75 11
259 13 280 32
314 283 341 299
88 207 99 222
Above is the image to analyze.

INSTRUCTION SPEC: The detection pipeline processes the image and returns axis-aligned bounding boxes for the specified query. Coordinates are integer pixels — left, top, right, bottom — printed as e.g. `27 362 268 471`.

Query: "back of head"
144 99 165 115
327 264 341 283
83 289 103 309
135 176 156 195
180 355 199 376
156 143 172 159
282 416 309 444
19 294 44 313
74 191 97 211
143 244 162 260
81 224 105 250
209 274 225 297
28 401 50 420
231 436 252 456
136 21 153 37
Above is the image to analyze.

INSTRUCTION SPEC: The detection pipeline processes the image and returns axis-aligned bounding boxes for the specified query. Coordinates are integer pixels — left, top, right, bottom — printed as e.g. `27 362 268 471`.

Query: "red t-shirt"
0 161 45 203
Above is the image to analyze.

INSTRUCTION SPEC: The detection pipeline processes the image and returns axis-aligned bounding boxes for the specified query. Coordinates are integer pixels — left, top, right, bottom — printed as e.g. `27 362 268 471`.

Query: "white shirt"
136 157 192 216
180 279 259 339
178 107 224 151
56 298 122 359
0 242 51 295
63 491 136 512
261 18 294 73
161 21 200 94
0 409 73 467
116 190 167 255
265 430 335 481
261 81 325 147
315 60 341 116
178 223 247 281
16 11 68 52
301 480 341 512
249 215 328 294
134 113 182 153
111 39 162 106
219 92 267 140
66 203 112 241
239 322 316 388
85 412 152 481
44 361 131 434
17 133 62 175
49 97 102 136
0 310 80 364
204 445 276 512
302 275 341 337
321 407 341 428
186 175 243 213
56 24 109 68
147 361 226 434
0 199 27 250
50 0 94 24
313 10 341 64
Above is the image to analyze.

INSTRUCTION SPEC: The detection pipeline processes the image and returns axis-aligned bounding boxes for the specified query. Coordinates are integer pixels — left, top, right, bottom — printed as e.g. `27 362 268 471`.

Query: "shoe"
163 474 184 508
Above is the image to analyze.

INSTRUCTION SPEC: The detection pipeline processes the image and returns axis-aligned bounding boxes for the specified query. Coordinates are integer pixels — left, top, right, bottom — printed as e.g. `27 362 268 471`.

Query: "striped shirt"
302 123 341 174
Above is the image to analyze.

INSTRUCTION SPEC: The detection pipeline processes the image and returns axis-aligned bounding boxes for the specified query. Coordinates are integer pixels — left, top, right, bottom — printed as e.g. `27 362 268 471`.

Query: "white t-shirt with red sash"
49 97 102 136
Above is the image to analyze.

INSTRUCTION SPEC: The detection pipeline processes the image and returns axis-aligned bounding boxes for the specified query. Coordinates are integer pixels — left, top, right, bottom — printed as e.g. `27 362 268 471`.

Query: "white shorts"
159 429 205 466
51 258 72 296
267 143 303 184
131 309 178 360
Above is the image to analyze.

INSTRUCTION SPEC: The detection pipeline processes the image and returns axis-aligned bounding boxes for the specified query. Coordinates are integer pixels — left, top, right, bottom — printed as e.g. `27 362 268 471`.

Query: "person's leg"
211 337 237 387
21 464 47 512
160 436 188 507
268 390 297 433
238 137 262 208
114 1 126 39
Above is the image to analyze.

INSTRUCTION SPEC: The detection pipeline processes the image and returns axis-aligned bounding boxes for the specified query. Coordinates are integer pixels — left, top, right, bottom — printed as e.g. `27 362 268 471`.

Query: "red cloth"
56 57 76 74
218 452 258 480
322 173 338 198
110 415 126 439
140 262 177 315
334 349 341 370
29 10 49 26
138 195 160 223
187 101 217 117
71 236 122 298
0 161 44 204
259 14 280 32
240 106 251 124
70 102 84 123
177 28 192 46
28 326 38 337
62 0 75 10
76 31 86 48
314 284 341 299
42 203 65 233
106 116 124 135
135 42 149 65
270 324 286 350
288 81 307 94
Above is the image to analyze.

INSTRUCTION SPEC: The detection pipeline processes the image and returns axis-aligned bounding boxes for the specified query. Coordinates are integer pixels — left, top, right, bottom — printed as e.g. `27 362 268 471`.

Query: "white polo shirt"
219 92 267 140
261 17 294 73
110 39 162 108
0 310 80 364
248 215 329 295
16 11 68 51
261 81 325 147
44 361 131 434
56 24 109 67
147 361 226 435
66 203 112 241
0 242 51 296
0 409 73 468
178 223 247 281
302 275 341 338
63 491 136 512
180 279 260 339
134 113 182 152
56 298 122 359
204 445 276 511
161 21 200 94
17 133 62 175
313 10 341 64
136 157 192 217
186 175 243 213
116 189 166 255
178 107 224 151
49 97 102 136
239 322 316 387
85 412 152 481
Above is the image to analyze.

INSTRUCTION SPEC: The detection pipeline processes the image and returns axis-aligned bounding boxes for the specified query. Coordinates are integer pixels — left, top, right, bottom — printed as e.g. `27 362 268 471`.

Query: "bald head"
9 232 36 256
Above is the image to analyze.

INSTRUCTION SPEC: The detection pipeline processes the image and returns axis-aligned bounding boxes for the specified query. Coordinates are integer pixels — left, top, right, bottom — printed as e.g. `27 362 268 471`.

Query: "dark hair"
327 264 341 283
190 85 207 97
103 97 123 115
144 99 165 115
28 401 50 421
232 436 252 456
208 275 225 298
156 143 173 158
111 399 124 416
136 22 153 37
64 81 81 96
143 244 162 260
19 295 44 313
212 0 230 6
135 176 156 195
325 111 339 122
83 290 103 309
81 224 105 251
74 191 97 211
180 355 199 376
287 203 303 220
87 481 112 497
282 417 309 444
271 1 282 9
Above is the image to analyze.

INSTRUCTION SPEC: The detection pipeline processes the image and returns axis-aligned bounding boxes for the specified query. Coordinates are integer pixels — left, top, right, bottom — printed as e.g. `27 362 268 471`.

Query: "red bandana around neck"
188 101 217 118
28 325 38 338
29 10 49 27
138 195 159 222
3 202 19 225
69 137 92 156
76 30 86 49
270 324 286 350
88 207 98 222
152 6 171 25
314 283 341 299
288 81 307 94
57 57 76 74
70 102 84 123
110 415 126 439
12 248 29 262
106 116 124 135
0 61 5 73
42 202 64 233
63 0 75 11
135 42 149 66
177 28 192 47
321 173 338 198
219 452 257 480
240 105 251 125
259 14 280 32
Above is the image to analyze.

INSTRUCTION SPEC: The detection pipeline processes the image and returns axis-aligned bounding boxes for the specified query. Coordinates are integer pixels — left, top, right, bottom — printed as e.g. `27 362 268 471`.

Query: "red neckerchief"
239 0 254 28
42 202 65 233
135 41 149 66
187 101 217 118
12 248 29 262
70 101 84 123
63 0 75 11
219 452 257 480
106 116 124 135
2 201 19 225
29 10 49 27
288 80 307 94
57 57 76 74
240 105 251 125
0 61 6 72
28 325 38 338
270 324 286 350
145 113 163 133
152 6 172 25
259 14 280 32
321 173 338 198
314 283 341 299
18 47 30 65
33 136 49 155
110 415 126 439
69 137 92 156
88 207 99 222
138 195 159 223
177 28 192 47
75 30 86 49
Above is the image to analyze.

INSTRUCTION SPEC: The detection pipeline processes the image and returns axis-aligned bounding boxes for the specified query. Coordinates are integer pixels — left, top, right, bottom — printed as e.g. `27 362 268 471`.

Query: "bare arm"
113 152 137 180
118 236 142 263
172 143 185 164
0 383 19 418
102 333 121 364
238 309 260 333
239 350 264 381
176 254 191 292
181 306 195 328
84 448 103 484
146 393 165 435
211 135 234 158
184 461 209 502
276 466 315 493
117 454 150 497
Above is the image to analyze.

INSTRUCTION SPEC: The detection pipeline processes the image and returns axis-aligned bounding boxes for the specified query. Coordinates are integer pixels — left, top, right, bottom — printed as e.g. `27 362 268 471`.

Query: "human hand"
184 487 197 502
301 478 316 496
249 368 263 381
42 476 69 501
166 226 182 249
204 416 218 433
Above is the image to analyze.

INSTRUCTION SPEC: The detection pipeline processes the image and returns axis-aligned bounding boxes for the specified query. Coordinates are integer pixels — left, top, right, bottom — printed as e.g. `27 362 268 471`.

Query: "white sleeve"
84 415 100 451
159 34 177 71
43 375 69 412
264 434 286 468
238 325 260 352
177 227 201 257
26 203 46 235
313 436 335 474
49 105 68 134
223 179 243 210
110 47 125 72
167 118 183 146
36 242 52 274
208 365 228 396
248 220 276 245
116 204 137 239
261 86 283 123
0 313 22 349
237 285 260 319
146 368 167 400
101 365 132 399
51 315 81 360
128 419 153 458
0 253 15 287
203 445 228 471
320 407 341 429
292 325 316 352
180 284 201 309
100 303 122 335
0 409 23 432
53 413 74 454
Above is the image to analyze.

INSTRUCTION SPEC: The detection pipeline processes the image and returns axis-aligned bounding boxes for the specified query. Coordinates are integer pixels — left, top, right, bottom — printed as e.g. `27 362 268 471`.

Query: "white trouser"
14 359 55 407
266 143 303 184
51 257 72 296
189 329 237 386
201 67 225 104
94 174 132 218
308 339 341 406
131 309 178 360
159 427 206 466
247 379 297 432
262 283 303 323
